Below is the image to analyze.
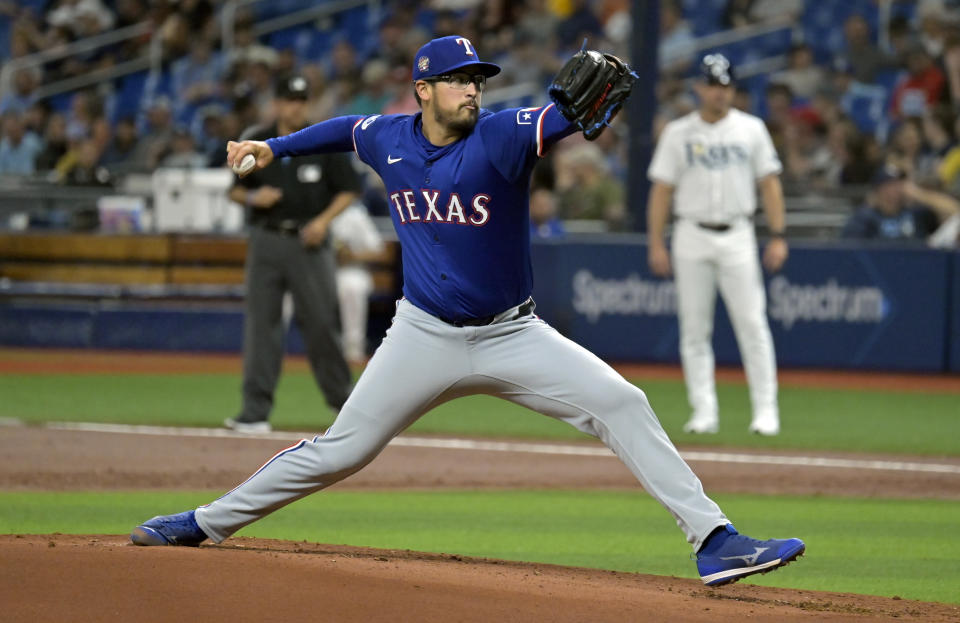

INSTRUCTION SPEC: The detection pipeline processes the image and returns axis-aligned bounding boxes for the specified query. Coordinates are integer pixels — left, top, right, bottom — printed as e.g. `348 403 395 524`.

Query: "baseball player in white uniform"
647 53 788 436
330 201 385 363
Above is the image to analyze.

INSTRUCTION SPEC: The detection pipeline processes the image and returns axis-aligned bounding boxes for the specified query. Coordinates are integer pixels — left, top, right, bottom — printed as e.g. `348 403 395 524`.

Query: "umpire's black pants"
238 227 351 423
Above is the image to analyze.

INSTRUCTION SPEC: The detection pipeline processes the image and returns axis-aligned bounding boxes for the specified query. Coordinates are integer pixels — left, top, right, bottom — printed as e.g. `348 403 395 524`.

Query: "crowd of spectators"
653 0 960 245
0 0 959 246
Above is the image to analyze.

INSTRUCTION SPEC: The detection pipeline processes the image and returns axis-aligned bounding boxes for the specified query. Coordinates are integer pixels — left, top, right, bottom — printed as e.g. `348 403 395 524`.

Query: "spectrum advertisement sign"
530 239 953 372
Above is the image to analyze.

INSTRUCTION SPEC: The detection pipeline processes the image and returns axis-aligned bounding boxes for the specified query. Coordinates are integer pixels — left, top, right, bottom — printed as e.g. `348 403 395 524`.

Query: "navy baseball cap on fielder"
700 53 735 86
412 35 501 81
275 75 309 100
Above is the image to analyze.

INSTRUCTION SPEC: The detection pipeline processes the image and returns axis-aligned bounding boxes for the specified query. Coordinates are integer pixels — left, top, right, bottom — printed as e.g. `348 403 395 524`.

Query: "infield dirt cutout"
3 532 958 623
2 349 959 621
3 427 960 622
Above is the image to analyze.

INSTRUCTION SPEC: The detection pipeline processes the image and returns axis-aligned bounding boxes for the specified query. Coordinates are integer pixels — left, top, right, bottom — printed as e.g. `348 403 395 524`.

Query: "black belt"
697 222 732 232
258 221 303 236
440 299 534 327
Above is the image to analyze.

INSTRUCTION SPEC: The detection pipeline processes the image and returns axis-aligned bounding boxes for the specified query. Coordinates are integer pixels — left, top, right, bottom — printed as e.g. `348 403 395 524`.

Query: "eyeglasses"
425 73 486 91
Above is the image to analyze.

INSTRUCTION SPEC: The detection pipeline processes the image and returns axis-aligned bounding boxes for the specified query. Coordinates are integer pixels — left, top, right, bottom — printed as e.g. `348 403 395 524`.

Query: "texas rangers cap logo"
412 35 500 81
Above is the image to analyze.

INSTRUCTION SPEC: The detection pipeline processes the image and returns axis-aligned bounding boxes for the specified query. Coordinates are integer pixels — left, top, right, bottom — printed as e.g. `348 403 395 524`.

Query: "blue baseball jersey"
267 105 575 322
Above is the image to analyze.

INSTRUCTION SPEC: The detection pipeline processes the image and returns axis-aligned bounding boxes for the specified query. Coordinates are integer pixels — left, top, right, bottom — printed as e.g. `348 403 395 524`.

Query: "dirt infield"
2 427 960 622
4 534 959 623
2 348 960 621
3 427 960 499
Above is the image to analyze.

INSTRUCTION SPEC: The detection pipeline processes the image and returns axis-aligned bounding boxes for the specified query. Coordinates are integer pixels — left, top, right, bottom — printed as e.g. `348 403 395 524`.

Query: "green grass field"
0 372 957 455
1 489 957 604
2 368 959 604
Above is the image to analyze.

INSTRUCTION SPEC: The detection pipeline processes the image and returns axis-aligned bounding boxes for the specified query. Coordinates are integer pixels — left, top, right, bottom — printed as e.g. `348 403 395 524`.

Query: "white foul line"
42 421 960 475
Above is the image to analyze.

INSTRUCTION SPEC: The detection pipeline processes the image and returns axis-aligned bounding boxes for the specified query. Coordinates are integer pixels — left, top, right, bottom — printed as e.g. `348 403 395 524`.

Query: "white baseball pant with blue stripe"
195 299 728 551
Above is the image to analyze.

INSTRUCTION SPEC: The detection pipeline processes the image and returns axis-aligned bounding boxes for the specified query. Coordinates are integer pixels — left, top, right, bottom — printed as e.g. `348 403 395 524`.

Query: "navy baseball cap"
871 163 906 186
275 75 308 100
412 35 501 81
700 53 735 86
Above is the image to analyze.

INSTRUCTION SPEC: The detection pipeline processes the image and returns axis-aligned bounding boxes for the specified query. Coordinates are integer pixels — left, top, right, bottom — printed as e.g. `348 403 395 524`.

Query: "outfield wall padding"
950 252 960 373
529 239 954 372
1 240 957 372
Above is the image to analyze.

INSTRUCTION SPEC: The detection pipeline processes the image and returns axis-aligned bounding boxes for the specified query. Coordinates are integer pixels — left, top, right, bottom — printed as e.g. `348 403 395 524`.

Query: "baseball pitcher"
131 37 803 586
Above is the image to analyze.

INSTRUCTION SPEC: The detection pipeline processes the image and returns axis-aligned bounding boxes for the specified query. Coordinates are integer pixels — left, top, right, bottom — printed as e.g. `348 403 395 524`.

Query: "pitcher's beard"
436 105 478 134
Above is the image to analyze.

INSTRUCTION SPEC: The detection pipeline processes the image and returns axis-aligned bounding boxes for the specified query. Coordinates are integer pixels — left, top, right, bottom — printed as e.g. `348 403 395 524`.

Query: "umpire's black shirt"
236 123 362 233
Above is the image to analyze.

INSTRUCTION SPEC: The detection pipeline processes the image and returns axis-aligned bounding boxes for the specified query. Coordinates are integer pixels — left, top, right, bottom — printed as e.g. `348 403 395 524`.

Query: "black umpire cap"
700 53 735 86
275 75 309 100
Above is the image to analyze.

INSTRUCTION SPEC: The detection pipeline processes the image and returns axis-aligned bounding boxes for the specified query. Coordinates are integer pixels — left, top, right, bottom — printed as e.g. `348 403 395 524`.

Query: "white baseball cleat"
224 417 272 434
683 414 719 434
748 416 779 436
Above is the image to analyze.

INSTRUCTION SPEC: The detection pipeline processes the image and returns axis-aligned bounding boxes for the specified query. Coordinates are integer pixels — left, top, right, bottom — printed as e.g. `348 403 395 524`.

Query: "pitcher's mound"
1 534 956 622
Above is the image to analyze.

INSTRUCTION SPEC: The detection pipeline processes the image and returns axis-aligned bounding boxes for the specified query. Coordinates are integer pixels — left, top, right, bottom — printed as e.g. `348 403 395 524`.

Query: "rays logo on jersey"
685 141 749 169
389 189 490 226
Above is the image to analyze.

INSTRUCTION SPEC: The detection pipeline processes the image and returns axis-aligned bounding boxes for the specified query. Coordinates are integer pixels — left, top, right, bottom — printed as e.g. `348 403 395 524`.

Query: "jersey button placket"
710 171 723 220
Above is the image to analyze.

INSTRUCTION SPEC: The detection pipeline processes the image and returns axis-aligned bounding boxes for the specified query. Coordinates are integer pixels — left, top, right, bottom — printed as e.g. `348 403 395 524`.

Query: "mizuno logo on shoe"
387 155 403 164
720 547 769 566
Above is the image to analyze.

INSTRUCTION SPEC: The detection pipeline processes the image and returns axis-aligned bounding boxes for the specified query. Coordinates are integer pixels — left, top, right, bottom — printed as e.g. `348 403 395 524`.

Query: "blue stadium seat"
17 0 47 15
266 23 334 61
874 67 903 93
47 91 73 114
0 17 9 60
111 70 148 123
889 2 917 22
336 5 373 58
413 7 436 32
143 69 174 104
682 0 725 36
744 74 771 119
251 0 313 21
267 25 307 52
756 28 792 57
801 0 880 61
301 29 334 63
711 40 750 66
842 82 890 136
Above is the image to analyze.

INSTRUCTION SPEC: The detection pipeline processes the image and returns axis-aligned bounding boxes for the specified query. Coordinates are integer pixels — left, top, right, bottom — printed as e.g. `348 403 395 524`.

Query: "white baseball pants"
196 298 728 550
671 220 779 427
336 266 374 362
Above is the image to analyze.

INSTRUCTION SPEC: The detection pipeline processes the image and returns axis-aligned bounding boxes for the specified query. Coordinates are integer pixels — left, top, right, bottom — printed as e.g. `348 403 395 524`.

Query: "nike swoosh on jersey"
387 155 403 164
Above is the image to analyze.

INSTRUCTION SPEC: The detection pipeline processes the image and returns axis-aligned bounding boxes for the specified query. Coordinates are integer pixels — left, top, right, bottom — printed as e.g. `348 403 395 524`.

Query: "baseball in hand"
233 154 256 175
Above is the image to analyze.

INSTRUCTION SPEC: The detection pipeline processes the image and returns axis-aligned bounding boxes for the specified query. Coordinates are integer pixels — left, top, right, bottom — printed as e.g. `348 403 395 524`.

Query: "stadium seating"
681 0 726 37
0 231 398 299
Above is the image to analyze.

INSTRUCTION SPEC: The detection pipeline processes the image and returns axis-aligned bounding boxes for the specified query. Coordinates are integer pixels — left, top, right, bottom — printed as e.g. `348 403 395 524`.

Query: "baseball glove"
548 50 638 141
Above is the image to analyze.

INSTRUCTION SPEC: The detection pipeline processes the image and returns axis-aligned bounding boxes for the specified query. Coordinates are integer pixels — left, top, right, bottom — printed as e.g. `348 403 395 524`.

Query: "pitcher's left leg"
472 318 727 550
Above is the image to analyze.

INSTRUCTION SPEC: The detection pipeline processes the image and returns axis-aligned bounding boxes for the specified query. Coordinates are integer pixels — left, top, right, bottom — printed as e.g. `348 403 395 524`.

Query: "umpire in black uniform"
225 75 361 433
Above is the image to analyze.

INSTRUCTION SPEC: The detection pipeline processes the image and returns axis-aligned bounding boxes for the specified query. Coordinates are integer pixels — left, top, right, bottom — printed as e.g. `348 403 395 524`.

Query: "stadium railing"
0 21 160 103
